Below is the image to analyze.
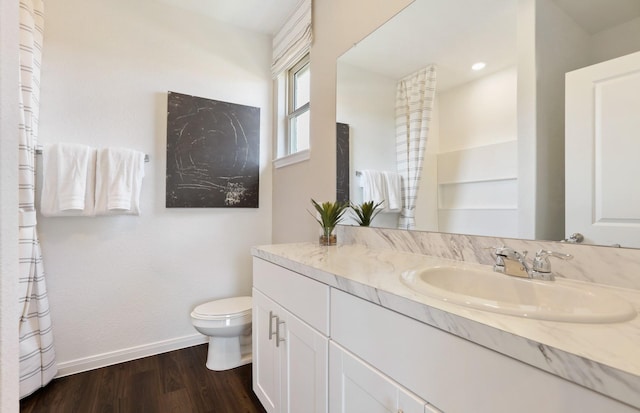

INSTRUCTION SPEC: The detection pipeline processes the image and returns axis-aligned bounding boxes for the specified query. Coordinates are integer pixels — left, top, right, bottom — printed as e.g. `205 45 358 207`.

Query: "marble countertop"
252 242 640 409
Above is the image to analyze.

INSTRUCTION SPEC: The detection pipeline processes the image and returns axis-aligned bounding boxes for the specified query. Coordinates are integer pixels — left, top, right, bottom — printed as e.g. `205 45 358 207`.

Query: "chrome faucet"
493 247 530 278
493 247 572 281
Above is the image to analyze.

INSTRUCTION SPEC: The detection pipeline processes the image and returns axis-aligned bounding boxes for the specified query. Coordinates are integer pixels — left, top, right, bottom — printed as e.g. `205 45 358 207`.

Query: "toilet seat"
191 296 252 321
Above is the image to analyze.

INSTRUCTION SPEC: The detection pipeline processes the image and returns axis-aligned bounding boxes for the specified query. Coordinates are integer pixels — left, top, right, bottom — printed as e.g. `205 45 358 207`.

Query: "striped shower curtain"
396 66 436 229
18 0 57 398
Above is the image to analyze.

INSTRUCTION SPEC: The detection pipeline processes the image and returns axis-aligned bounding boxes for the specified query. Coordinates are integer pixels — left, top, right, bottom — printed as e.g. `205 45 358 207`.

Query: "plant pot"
319 233 337 246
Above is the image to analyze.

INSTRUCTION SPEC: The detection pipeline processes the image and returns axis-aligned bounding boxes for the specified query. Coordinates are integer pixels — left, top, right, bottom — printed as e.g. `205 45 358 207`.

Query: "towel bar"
34 148 150 163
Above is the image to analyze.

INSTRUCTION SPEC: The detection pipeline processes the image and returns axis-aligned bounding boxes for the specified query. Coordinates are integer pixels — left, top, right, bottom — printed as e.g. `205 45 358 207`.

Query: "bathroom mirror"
336 0 640 247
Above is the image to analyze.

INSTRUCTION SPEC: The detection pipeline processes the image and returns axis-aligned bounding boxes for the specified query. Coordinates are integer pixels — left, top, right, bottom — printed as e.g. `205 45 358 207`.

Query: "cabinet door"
281 308 328 413
253 289 281 413
329 342 425 413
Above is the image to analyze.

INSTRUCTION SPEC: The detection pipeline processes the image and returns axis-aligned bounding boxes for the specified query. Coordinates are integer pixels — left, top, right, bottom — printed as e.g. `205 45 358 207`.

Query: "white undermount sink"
400 266 637 323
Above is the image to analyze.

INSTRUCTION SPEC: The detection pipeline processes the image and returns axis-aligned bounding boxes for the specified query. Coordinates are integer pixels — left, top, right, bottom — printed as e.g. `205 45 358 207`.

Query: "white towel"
95 147 145 215
382 171 402 212
360 170 387 209
40 143 96 217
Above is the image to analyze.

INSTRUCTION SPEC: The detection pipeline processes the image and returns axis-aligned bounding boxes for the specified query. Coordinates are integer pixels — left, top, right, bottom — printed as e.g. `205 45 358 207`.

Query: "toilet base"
205 334 252 371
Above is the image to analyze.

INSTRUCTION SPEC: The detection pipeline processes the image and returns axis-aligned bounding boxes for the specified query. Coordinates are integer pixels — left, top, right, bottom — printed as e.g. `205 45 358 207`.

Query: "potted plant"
310 199 348 246
351 200 384 227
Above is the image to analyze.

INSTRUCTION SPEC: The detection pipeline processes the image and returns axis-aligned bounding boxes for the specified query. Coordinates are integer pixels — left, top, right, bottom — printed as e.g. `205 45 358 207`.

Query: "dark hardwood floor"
20 344 267 413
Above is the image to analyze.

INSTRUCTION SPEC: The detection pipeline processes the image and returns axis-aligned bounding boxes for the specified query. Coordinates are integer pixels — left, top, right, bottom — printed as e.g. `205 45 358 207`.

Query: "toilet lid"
192 296 252 318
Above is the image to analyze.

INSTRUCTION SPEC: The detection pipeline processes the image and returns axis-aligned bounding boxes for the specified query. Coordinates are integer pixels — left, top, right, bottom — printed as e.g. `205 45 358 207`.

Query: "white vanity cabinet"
331 289 637 413
252 258 329 413
330 342 441 413
252 253 638 413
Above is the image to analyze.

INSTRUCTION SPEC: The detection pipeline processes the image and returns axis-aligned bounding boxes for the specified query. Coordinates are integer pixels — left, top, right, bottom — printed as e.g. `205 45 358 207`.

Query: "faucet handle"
535 249 572 261
492 246 507 272
531 250 573 280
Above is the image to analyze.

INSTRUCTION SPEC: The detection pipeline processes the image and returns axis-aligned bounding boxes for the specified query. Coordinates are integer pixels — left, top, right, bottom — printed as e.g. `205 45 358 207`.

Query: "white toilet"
190 296 252 371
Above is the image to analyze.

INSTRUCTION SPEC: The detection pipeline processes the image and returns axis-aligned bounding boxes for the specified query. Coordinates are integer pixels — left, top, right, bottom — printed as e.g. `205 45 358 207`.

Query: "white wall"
435 67 518 237
534 0 591 241
336 62 396 199
336 62 398 228
272 0 412 243
517 0 590 241
38 0 272 374
413 98 439 232
591 16 640 64
0 0 20 409
438 67 517 152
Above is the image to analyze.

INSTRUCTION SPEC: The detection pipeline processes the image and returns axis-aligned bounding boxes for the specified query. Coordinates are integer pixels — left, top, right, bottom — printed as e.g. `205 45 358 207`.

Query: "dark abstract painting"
336 122 350 204
166 92 260 208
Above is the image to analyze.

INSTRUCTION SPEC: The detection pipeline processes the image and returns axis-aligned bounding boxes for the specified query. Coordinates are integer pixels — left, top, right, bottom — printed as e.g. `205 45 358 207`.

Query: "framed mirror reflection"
336 0 640 248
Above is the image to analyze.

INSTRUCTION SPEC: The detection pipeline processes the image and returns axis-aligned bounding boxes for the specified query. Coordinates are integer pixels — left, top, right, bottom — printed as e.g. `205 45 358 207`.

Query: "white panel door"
253 289 281 413
329 342 426 413
566 51 640 247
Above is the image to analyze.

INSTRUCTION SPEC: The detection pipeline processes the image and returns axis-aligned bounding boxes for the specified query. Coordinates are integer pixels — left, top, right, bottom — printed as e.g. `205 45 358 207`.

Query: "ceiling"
154 0 300 35
553 0 640 34
154 0 640 90
338 0 519 91
337 0 640 91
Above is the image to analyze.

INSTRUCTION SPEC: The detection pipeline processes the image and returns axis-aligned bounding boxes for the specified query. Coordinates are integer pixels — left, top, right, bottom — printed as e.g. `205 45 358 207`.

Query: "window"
286 54 310 155
270 0 312 167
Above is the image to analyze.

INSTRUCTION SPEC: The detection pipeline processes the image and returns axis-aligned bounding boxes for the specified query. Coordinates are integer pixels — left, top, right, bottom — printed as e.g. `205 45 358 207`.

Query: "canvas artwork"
166 92 260 208
336 122 350 204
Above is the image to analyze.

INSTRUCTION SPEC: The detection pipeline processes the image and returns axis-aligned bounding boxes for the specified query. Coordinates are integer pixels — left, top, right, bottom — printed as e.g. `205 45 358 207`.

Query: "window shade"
271 0 312 77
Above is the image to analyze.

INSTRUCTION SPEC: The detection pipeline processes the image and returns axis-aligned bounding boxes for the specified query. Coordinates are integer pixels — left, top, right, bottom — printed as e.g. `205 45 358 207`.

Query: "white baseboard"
55 334 208 378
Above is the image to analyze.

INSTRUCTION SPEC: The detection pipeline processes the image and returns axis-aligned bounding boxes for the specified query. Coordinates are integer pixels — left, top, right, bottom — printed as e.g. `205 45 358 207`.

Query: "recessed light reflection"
472 62 486 71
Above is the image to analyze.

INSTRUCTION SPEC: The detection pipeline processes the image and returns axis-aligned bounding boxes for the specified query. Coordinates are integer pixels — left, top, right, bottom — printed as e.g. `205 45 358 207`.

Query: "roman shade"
271 0 312 77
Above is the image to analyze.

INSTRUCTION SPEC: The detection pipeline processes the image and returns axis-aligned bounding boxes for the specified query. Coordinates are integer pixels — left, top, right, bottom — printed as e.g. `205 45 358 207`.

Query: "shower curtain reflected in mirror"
396 65 437 229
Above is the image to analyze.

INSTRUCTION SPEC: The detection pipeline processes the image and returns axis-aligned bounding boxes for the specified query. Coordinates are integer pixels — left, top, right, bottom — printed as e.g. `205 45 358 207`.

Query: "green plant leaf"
309 199 349 232
350 200 384 226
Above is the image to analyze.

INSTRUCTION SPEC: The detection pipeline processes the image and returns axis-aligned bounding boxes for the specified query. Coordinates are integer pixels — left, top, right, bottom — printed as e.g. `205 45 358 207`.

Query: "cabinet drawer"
331 289 637 413
253 257 329 335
